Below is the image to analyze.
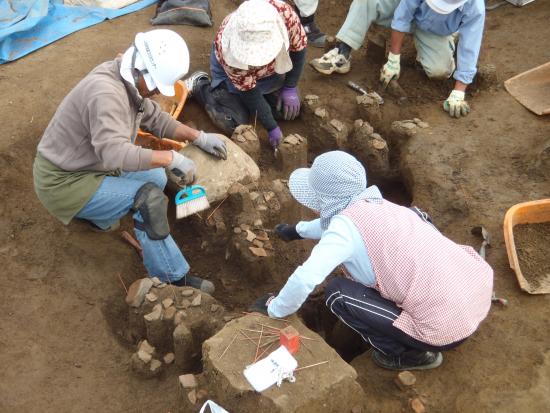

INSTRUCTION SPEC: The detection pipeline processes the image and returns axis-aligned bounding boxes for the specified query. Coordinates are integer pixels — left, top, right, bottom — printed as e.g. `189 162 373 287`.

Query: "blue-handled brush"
175 185 210 219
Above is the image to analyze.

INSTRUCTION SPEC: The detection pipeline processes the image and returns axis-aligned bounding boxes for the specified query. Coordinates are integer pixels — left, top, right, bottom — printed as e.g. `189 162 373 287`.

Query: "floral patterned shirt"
214 0 307 92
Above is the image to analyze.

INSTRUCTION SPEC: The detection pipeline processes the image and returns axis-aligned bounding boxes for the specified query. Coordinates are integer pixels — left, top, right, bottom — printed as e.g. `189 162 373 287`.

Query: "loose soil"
514 222 550 290
1 1 550 412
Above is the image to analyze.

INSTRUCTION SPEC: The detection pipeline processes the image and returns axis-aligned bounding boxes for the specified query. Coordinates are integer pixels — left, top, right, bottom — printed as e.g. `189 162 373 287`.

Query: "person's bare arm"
172 123 200 143
389 30 406 55
454 80 468 93
150 150 173 167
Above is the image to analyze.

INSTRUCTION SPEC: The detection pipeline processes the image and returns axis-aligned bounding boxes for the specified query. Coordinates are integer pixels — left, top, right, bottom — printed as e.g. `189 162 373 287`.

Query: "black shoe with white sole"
372 350 443 371
172 275 215 294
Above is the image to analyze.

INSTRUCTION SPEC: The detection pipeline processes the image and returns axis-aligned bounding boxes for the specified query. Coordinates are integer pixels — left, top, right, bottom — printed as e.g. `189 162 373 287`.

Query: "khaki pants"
337 0 456 79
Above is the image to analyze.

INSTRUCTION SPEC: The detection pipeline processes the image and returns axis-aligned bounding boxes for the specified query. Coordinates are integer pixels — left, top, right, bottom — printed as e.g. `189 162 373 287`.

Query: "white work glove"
193 131 228 160
380 52 401 87
169 150 196 184
443 90 470 118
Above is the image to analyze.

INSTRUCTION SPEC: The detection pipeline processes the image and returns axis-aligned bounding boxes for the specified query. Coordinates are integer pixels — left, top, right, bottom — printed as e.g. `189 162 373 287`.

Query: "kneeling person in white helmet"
33 29 226 293
310 0 485 118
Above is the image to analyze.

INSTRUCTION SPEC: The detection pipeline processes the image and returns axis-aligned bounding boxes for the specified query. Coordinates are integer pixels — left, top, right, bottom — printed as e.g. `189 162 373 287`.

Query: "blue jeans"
75 168 190 282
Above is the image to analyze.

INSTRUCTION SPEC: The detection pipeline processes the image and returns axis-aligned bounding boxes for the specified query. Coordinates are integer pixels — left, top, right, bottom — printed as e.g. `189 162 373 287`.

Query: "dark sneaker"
304 21 326 48
183 71 210 98
173 275 215 294
310 47 351 75
372 350 443 371
83 219 120 233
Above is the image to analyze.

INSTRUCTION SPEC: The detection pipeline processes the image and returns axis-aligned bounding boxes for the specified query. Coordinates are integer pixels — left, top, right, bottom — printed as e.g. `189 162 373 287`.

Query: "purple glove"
277 87 301 120
268 126 283 148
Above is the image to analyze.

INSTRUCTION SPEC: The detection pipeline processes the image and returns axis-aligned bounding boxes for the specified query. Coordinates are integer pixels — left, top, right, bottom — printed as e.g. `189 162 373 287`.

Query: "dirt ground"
1 1 549 412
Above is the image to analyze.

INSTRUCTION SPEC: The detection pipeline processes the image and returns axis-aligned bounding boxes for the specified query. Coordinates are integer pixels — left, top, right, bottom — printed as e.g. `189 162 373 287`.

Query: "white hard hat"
425 0 467 14
120 29 190 96
221 0 291 72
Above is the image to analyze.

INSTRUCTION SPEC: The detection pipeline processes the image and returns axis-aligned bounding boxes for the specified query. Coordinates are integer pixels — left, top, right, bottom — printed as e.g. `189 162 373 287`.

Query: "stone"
139 340 155 355
196 389 208 402
305 94 319 102
179 374 198 389
252 239 264 248
191 294 202 307
283 135 299 145
395 371 416 390
181 289 194 297
144 304 162 322
410 398 426 413
164 352 175 364
125 278 154 307
249 247 267 257
314 107 328 118
255 231 269 241
145 292 158 303
188 389 197 405
174 135 260 203
156 283 167 289
264 191 276 202
163 306 177 321
257 205 268 211
162 298 174 309
330 119 345 132
137 349 152 363
174 310 187 325
246 230 256 242
211 304 221 313
149 359 162 373
178 299 192 309
356 94 382 128
233 227 242 234
250 192 261 202
150 277 162 286
202 314 366 412
253 219 263 227
271 179 286 193
240 224 251 231
277 134 308 178
391 120 418 140
229 125 261 163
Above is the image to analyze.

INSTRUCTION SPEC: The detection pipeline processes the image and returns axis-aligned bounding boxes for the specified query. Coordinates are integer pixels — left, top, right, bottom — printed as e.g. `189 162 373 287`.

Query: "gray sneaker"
173 275 215 294
183 71 210 98
310 47 351 75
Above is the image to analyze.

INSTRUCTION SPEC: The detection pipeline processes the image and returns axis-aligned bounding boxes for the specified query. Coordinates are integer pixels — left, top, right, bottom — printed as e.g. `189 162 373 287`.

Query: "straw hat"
221 0 291 73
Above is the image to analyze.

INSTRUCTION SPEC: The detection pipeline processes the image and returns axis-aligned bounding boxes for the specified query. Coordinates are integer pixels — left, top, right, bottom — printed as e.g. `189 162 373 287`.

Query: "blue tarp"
0 0 157 64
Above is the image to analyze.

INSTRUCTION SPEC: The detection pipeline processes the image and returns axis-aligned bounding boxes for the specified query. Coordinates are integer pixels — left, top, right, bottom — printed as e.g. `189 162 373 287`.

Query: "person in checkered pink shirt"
184 0 307 150
250 151 494 371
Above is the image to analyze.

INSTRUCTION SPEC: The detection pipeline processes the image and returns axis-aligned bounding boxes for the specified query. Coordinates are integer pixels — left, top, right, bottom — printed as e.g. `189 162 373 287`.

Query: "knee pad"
132 182 170 240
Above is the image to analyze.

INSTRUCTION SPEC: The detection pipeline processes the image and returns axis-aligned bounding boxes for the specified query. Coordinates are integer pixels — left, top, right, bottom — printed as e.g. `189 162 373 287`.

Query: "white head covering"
120 46 157 93
425 0 467 14
221 0 292 73
289 151 383 230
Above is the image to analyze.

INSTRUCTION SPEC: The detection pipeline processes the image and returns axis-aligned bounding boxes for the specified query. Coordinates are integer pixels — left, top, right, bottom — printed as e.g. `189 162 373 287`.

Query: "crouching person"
184 0 307 149
33 30 227 293
250 151 493 370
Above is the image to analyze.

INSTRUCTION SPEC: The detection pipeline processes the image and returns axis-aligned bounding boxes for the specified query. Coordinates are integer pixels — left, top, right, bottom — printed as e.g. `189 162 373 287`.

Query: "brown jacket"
37 57 180 172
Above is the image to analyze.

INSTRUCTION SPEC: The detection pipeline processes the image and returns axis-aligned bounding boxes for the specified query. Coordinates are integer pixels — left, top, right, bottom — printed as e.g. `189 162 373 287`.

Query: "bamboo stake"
116 272 128 294
218 332 239 360
206 195 229 223
239 329 258 345
253 326 264 362
255 341 275 361
294 361 329 372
